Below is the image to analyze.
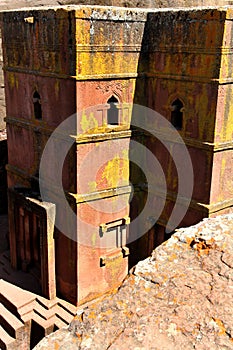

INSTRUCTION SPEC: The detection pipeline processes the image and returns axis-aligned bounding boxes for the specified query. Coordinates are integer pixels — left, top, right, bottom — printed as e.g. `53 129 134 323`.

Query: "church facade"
2 5 233 305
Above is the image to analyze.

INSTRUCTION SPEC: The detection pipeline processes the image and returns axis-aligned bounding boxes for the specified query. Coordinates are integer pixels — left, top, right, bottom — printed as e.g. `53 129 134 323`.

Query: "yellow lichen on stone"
8 72 18 89
88 181 97 192
91 232 96 247
100 155 129 189
74 9 140 79
80 112 98 133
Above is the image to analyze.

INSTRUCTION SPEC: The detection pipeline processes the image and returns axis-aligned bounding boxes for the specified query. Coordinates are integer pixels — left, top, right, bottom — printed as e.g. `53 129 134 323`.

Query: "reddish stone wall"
1 6 135 305
0 0 233 128
0 131 7 213
132 8 233 232
0 35 5 130
2 5 233 306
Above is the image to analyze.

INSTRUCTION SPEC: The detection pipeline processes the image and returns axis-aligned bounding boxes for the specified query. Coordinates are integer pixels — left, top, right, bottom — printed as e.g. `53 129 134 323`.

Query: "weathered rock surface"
35 214 233 349
1 1 233 10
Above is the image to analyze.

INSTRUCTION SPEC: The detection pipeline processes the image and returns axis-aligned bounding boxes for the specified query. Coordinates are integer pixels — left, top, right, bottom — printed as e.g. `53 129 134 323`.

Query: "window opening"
33 91 42 120
171 99 183 130
107 96 119 125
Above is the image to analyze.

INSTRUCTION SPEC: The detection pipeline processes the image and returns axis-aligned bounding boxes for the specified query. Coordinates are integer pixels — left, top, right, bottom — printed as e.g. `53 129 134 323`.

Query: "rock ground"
0 0 232 9
35 214 233 349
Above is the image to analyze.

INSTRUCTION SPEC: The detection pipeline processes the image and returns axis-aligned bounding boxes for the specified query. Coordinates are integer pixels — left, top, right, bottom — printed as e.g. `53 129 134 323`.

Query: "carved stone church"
1 4 233 310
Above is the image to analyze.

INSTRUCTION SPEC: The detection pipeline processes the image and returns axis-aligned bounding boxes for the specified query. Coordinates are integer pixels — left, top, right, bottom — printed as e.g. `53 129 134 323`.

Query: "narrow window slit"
33 91 42 120
171 99 183 130
107 96 119 125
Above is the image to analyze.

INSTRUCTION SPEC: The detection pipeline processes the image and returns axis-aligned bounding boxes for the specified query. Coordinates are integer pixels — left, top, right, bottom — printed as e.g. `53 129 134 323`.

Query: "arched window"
33 91 42 120
107 96 119 125
171 99 183 130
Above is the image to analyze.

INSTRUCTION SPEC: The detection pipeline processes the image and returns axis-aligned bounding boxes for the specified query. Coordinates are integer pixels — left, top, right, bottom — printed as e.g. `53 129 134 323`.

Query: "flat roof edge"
0 4 233 14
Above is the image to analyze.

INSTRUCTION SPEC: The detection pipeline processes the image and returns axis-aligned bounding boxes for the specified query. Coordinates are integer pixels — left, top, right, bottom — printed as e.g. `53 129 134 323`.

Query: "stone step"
0 290 36 321
54 316 69 330
30 309 70 338
35 296 76 324
0 302 24 339
57 299 77 316
20 310 34 324
0 279 36 319
0 325 15 350
32 299 75 325
33 302 56 321
31 313 56 335
36 296 57 311
55 304 75 325
0 279 78 348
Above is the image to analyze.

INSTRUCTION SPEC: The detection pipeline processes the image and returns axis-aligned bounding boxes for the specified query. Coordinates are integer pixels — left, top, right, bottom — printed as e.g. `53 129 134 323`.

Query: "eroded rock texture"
1 1 233 9
35 214 233 349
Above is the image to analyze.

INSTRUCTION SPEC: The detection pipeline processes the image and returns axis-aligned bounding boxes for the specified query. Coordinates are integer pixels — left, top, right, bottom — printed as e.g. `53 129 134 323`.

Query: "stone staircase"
0 279 77 349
